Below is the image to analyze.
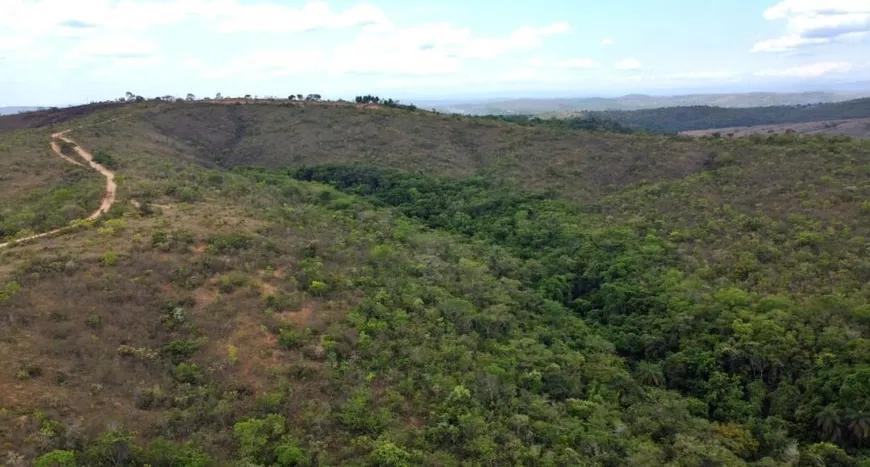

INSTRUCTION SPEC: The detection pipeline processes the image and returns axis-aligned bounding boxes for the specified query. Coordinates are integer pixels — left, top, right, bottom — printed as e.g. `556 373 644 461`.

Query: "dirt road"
0 130 117 249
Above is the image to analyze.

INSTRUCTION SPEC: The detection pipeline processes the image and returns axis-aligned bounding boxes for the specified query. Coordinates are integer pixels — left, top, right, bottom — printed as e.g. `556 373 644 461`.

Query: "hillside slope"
584 97 870 133
681 117 870 139
2 101 870 466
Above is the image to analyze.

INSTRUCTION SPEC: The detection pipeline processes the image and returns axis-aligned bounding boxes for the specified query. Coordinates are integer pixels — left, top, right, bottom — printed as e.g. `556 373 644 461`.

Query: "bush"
144 438 212 467
278 329 303 349
308 280 328 296
219 271 251 293
713 152 735 167
34 450 77 467
85 315 102 329
370 441 413 467
92 150 117 169
274 441 307 466
162 338 204 363
101 251 118 266
173 363 201 384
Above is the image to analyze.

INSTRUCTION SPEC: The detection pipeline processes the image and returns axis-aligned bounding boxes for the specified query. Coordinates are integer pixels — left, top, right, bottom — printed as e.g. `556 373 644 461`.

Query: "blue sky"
0 0 868 106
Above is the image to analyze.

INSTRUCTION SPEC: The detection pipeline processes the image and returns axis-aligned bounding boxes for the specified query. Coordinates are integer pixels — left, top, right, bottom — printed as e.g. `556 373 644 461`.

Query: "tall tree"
817 406 843 442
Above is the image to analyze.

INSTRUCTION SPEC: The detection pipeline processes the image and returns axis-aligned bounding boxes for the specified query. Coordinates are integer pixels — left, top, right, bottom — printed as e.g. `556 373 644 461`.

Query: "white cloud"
752 0 870 52
756 60 853 77
189 17 569 79
615 58 642 70
210 1 393 34
750 34 830 52
552 58 601 69
602 38 614 45
0 1 571 84
667 70 740 80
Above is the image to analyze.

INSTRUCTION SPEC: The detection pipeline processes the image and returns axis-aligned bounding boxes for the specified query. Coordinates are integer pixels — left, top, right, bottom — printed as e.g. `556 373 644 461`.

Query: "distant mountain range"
432 91 870 115
0 106 42 116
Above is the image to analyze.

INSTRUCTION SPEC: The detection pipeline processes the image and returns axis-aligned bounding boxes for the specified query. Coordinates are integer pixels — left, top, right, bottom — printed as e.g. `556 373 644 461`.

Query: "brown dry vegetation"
65 101 748 202
681 117 870 139
0 102 124 134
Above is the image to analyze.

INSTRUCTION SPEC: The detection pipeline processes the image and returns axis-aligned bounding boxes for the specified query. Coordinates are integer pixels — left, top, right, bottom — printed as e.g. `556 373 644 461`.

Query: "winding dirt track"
0 130 117 249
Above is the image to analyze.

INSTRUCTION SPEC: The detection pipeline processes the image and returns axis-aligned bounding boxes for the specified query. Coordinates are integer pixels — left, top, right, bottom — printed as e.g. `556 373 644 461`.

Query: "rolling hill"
583 97 870 133
681 117 870 139
433 91 870 115
2 99 870 466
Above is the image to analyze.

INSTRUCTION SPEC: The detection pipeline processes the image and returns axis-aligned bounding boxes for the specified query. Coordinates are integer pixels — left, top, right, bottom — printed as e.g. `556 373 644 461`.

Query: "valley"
2 99 870 466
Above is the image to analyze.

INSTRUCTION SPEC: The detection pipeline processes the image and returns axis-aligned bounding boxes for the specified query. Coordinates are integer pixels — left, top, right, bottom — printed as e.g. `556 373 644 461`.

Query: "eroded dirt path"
0 130 117 249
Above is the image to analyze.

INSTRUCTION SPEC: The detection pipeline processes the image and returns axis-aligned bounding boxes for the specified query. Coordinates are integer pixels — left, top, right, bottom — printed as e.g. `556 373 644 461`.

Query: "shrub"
0 281 21 302
713 152 735 167
117 345 158 361
274 441 308 466
219 271 251 293
162 338 205 363
173 363 201 384
101 251 118 266
370 441 413 467
144 438 212 467
207 233 252 253
34 450 77 467
85 315 102 329
234 415 286 461
308 280 329 296
92 150 117 169
278 329 303 350
15 363 42 380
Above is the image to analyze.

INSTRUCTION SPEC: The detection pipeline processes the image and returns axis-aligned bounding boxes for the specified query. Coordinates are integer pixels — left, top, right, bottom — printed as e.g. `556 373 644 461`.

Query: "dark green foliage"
161 338 204 363
282 164 870 461
144 438 213 467
33 450 76 467
277 328 302 350
354 95 417 111
91 150 117 169
479 113 635 133
206 233 253 252
172 362 200 384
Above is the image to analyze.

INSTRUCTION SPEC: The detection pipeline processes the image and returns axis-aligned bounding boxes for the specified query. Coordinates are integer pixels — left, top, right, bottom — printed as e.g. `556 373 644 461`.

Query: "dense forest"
584 97 870 133
477 114 636 134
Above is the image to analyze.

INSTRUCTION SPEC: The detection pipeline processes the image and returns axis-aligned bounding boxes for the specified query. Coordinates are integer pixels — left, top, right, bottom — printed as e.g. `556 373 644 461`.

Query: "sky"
0 0 869 106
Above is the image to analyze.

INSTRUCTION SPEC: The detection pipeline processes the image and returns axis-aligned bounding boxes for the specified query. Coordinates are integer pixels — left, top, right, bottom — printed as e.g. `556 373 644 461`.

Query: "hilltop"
2 98 870 466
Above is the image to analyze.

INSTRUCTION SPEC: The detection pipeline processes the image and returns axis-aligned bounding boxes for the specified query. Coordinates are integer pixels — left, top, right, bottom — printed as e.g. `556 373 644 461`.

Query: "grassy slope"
0 129 103 243
133 102 735 201
3 101 870 465
681 118 870 139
